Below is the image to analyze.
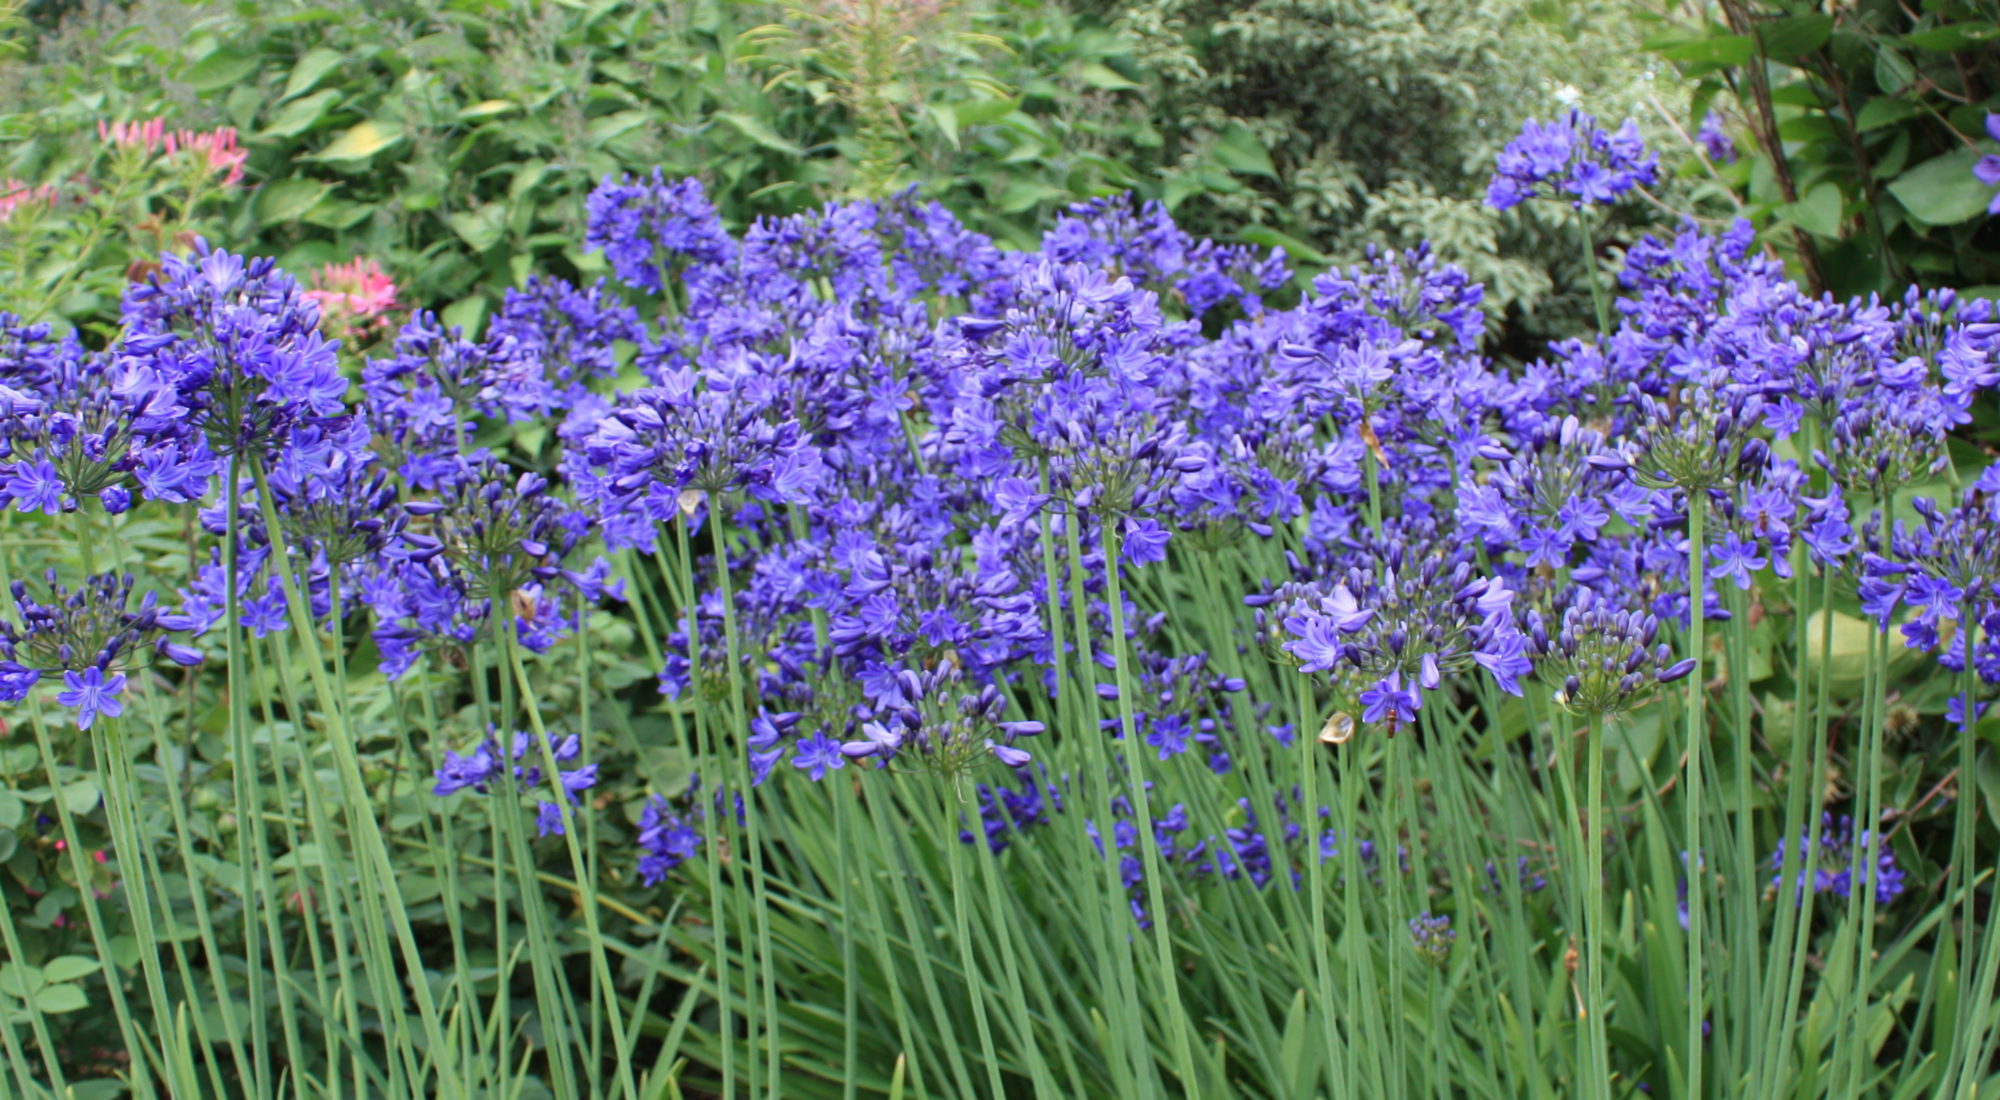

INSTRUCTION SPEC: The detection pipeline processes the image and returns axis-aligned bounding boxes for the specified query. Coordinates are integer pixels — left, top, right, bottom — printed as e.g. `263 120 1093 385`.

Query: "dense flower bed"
0 116 1995 1098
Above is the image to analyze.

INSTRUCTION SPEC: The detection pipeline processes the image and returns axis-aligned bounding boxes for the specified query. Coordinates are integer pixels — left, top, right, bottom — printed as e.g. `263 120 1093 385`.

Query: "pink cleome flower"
304 258 402 333
0 179 60 224
98 117 249 187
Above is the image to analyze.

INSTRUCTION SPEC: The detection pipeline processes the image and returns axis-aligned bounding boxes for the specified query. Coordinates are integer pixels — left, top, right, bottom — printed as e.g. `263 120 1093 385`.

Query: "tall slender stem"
1683 495 1708 1098
1574 205 1611 336
1102 520 1203 1099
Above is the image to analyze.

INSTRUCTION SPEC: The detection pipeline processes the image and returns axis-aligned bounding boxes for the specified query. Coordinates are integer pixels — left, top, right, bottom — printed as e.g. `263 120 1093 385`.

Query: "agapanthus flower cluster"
119 244 346 461
1408 911 1455 967
635 789 704 885
9 161 1997 920
567 355 827 551
585 168 735 296
1974 115 2000 217
1859 475 2000 680
0 572 202 729
1767 812 1906 907
1265 527 1530 727
433 731 601 837
1524 588 1695 716
369 456 618 676
1486 110 1659 210
832 664 1042 785
1697 111 1736 165
0 332 208 514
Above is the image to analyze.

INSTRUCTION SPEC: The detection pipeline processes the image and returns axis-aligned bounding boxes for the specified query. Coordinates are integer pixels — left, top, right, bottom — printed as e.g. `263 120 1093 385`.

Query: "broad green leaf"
0 964 36 997
586 109 651 145
1856 97 1919 132
1652 34 1754 66
34 984 89 1014
458 98 518 121
1803 610 1875 682
953 95 1018 126
1905 23 2000 52
40 957 98 984
0 789 20 829
258 89 340 139
442 296 487 339
1875 48 1918 94
253 179 333 225
1887 149 1993 226
714 111 803 156
60 779 99 816
1758 14 1832 58
282 47 345 101
926 103 959 150
445 204 507 252
301 198 371 230
997 180 1064 213
308 119 403 162
1236 225 1329 265
1213 124 1278 180
1979 748 2000 840
1780 181 1844 237
187 47 259 92
1077 62 1140 91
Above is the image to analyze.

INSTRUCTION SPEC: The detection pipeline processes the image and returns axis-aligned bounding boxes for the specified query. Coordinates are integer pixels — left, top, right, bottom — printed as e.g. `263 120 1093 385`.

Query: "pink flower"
304 258 402 334
0 179 59 224
97 117 247 186
99 117 169 154
181 127 247 187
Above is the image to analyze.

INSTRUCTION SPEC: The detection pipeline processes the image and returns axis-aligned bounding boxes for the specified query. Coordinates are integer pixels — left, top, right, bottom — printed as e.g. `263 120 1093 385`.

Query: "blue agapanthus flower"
1487 110 1660 210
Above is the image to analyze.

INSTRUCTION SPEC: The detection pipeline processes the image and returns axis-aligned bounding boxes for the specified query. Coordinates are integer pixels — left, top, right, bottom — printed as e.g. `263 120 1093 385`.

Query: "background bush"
2 0 1687 344
1645 0 2000 302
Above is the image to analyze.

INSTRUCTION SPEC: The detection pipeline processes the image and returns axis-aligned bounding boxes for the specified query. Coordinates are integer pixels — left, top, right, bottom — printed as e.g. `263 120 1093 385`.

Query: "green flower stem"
1683 494 1708 1098
1101 520 1204 1098
247 459 460 1096
838 785 930 1098
272 587 411 1087
90 714 196 1093
670 513 735 1100
135 694 254 1092
390 674 486 1085
1035 461 1139 1099
24 704 163 1087
863 771 979 1099
1835 571 1893 1096
502 625 641 1099
1953 597 1980 1036
937 779 1007 1098
1294 671 1347 1098
0 865 65 1096
220 456 275 1096
1058 507 1155 1100
262 629 401 1092
704 506 784 1098
1754 565 1835 1094
1338 727 1388 1099
836 780 862 1100
1584 711 1610 1100
1575 205 1611 335
969 787 1063 1096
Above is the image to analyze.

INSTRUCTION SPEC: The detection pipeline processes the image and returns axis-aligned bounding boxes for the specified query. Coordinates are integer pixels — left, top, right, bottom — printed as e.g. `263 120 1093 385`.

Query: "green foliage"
1072 0 1687 336
0 0 1698 343
1645 0 2000 299
0 0 1193 327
